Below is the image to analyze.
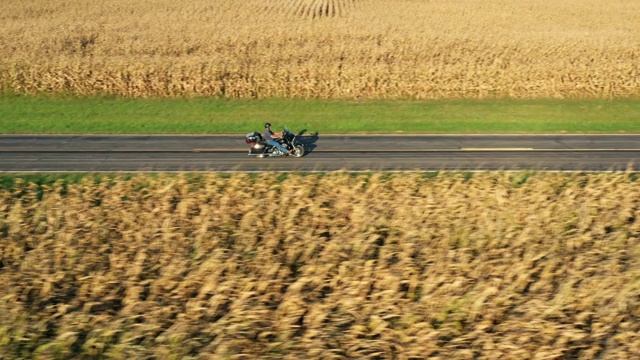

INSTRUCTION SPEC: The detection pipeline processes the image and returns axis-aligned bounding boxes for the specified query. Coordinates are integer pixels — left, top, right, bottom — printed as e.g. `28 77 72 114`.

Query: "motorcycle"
245 127 305 158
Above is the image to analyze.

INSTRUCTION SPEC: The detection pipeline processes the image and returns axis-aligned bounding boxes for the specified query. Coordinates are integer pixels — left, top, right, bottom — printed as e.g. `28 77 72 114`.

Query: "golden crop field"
1 0 639 99
1 172 639 358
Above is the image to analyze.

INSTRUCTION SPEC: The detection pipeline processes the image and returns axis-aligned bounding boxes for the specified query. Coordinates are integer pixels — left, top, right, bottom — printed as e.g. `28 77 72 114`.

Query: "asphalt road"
1 134 639 172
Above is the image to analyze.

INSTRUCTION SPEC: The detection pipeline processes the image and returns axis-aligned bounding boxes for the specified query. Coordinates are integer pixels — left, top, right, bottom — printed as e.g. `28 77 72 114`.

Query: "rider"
264 122 292 155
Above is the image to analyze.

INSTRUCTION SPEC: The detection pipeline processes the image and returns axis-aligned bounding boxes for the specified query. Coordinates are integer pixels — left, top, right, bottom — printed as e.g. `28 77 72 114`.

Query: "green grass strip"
0 95 638 134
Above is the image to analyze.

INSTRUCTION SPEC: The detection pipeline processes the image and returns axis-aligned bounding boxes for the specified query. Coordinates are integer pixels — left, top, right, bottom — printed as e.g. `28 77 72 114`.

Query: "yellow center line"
461 148 534 151
193 148 640 152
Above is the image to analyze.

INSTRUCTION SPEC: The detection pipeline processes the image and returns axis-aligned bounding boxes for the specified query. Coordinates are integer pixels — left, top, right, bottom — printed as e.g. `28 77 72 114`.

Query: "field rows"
1 0 639 99
1 172 639 358
263 0 363 18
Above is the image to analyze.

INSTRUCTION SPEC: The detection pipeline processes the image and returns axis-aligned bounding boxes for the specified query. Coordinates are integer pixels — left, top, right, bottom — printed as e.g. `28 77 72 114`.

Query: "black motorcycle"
245 127 305 158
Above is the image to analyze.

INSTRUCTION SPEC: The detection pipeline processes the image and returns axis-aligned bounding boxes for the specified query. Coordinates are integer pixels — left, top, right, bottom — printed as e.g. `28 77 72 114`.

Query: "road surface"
1 134 638 172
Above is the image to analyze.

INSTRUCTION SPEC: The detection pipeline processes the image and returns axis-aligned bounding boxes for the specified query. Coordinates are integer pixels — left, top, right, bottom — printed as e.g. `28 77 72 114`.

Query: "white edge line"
0 170 637 174
1 133 640 137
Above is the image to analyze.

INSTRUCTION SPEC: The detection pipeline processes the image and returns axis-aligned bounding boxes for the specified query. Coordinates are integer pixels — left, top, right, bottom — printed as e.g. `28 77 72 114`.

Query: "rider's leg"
267 139 290 154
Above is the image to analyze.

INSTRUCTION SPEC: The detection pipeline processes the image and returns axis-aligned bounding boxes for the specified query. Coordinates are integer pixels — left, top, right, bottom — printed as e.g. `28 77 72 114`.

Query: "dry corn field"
264 0 364 18
1 172 639 359
1 0 639 99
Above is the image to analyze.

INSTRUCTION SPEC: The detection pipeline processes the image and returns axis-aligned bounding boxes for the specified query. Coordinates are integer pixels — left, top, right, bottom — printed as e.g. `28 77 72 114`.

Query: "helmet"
264 122 271 128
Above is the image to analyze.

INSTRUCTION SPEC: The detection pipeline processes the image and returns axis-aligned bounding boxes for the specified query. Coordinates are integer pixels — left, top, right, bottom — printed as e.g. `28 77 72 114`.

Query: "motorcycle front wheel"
292 145 305 157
